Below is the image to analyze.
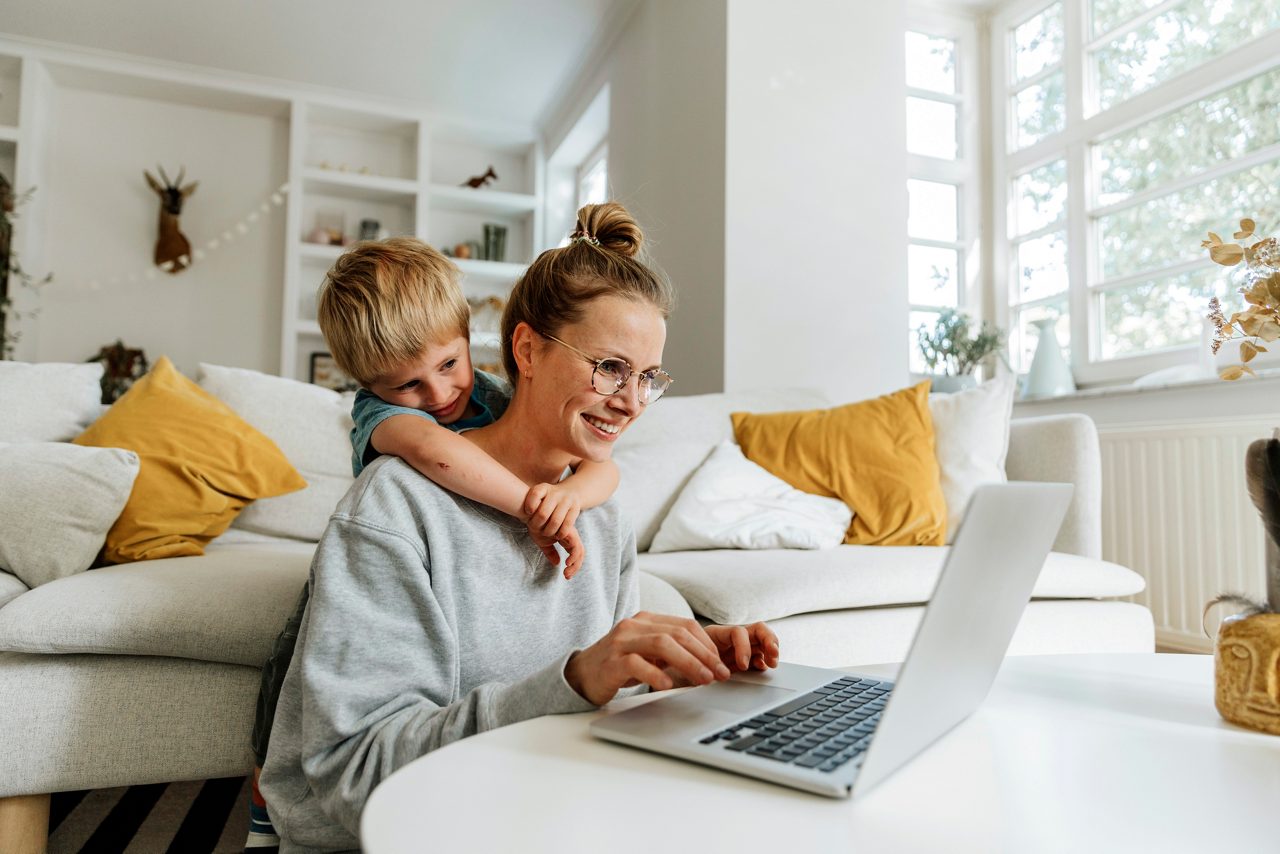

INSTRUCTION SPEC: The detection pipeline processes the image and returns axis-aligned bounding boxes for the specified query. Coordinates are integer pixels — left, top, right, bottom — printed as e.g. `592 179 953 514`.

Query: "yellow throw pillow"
731 382 946 546
74 356 306 563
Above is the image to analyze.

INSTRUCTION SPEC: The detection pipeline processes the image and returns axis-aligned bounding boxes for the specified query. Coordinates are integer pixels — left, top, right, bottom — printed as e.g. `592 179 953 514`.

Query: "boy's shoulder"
473 369 512 419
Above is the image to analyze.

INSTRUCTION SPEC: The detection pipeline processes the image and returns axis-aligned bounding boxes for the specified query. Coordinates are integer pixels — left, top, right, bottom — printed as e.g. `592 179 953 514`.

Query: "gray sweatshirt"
259 456 639 853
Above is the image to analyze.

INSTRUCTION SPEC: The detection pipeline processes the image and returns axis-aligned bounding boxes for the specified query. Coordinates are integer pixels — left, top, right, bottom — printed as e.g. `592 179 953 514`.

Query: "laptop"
590 481 1073 798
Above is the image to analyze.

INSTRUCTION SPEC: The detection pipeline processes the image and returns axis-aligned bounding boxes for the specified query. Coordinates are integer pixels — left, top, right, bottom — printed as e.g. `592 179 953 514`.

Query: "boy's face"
367 336 475 424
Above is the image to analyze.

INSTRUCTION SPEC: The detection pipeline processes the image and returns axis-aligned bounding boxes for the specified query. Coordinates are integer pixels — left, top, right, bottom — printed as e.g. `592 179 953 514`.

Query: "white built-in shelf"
453 258 527 280
298 242 345 261
303 167 418 202
0 125 18 143
429 185 537 216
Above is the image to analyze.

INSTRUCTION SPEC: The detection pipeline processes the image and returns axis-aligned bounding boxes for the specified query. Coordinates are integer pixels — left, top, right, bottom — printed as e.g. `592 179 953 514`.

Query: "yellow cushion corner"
74 356 306 563
731 381 946 546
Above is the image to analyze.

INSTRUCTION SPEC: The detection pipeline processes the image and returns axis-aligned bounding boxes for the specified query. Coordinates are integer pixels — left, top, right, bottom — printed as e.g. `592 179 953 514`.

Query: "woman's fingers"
637 634 725 685
726 624 752 670
748 622 781 667
647 613 719 656
615 652 672 692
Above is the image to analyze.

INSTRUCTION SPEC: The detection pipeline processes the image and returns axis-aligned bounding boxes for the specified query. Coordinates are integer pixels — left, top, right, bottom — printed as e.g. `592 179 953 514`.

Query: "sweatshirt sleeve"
295 514 596 836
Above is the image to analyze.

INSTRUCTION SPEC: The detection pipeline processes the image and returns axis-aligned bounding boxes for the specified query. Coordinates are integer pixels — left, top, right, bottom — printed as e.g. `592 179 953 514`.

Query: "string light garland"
80 181 291 292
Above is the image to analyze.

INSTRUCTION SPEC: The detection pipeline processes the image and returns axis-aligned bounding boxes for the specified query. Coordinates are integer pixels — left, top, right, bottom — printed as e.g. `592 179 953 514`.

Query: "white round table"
361 654 1279 853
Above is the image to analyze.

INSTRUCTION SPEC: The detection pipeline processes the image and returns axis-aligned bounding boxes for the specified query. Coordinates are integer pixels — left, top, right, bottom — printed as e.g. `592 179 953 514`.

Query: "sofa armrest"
1006 414 1102 560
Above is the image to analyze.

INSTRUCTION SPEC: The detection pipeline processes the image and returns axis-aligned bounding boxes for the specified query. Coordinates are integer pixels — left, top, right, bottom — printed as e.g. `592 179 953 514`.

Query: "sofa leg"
0 793 50 854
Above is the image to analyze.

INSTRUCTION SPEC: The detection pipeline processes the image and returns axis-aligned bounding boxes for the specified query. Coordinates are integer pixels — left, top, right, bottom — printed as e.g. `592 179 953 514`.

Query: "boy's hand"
525 483 587 579
527 523 585 580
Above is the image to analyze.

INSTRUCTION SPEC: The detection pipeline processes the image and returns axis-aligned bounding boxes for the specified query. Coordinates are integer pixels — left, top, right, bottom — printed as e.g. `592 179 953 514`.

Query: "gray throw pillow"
0 443 140 587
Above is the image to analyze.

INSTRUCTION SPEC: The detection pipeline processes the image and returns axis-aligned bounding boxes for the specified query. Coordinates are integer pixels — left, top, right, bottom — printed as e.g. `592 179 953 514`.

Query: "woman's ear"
511 322 537 380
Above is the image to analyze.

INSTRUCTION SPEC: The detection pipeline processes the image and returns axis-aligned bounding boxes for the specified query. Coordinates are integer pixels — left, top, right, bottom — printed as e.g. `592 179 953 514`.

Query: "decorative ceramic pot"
927 374 978 394
1023 318 1076 399
1214 612 1280 735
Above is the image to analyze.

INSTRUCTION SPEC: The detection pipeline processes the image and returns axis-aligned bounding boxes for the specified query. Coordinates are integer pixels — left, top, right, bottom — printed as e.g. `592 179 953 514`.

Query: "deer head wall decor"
144 166 198 274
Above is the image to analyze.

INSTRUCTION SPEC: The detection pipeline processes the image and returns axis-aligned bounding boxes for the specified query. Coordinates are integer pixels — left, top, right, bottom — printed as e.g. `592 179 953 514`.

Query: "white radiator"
1099 418 1279 653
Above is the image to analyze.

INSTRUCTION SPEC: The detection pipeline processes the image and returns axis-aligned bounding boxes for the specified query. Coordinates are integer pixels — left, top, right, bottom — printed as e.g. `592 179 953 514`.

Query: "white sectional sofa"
0 363 1152 833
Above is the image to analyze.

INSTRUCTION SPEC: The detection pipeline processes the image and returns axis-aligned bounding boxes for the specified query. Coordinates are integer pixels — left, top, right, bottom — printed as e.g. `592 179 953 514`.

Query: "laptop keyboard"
697 675 893 773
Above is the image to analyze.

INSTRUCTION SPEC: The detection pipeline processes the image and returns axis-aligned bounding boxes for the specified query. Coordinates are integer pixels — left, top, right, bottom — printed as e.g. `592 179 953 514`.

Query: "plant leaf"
1208 232 1224 246
1240 218 1256 234
1241 340 1259 362
1211 243 1246 265
1258 320 1280 342
1220 365 1246 381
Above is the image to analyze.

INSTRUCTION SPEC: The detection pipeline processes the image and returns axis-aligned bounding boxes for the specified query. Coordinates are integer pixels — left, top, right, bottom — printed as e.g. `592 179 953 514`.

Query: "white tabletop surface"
361 654 1280 854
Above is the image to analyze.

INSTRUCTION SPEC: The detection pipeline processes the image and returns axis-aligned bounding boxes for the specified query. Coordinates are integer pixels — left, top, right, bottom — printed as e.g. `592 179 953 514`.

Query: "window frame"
906 7 984 376
991 0 1280 385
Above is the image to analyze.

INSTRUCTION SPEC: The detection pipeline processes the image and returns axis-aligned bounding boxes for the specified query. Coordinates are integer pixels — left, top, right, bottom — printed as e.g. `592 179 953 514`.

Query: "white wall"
34 86 288 375
543 0 909 401
724 0 908 403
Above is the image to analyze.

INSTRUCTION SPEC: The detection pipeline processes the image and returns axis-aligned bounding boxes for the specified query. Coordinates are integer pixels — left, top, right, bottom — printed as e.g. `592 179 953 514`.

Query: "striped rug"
48 776 255 854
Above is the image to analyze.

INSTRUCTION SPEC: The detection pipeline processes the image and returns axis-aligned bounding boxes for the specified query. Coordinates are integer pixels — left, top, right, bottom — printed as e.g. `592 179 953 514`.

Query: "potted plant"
915 308 1006 393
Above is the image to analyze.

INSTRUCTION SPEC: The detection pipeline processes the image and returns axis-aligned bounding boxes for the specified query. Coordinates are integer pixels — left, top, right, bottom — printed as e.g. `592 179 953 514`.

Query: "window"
906 13 981 374
577 142 608 210
993 0 1280 383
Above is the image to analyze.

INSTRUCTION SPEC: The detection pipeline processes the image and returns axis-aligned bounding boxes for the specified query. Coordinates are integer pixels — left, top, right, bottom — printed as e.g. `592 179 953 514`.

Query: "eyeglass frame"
539 332 673 404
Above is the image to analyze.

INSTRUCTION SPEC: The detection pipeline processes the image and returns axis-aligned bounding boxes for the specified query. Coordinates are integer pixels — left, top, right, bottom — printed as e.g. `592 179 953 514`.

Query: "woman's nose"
608 377 644 415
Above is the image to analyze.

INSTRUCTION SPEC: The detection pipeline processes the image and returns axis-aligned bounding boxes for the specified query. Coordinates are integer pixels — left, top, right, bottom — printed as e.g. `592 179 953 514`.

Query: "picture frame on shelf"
309 352 359 392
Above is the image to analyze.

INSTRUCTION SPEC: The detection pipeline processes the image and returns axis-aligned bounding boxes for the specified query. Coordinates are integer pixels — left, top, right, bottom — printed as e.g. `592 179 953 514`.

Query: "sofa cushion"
614 388 829 551
0 361 104 442
929 376 1015 543
731 382 947 546
74 357 307 563
0 545 314 666
638 546 1146 625
649 441 851 552
0 443 140 587
0 570 27 610
198 363 356 542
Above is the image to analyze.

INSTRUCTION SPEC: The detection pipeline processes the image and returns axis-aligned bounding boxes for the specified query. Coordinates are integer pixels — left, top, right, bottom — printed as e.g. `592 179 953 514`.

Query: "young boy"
244 237 619 849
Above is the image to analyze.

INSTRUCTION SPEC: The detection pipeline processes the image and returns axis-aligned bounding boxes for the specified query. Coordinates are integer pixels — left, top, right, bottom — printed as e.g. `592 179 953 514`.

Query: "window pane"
1015 159 1068 235
908 179 959 242
1096 66 1280 206
1012 300 1070 372
1091 0 1165 38
578 156 608 207
907 97 958 159
1013 3 1064 81
906 31 957 94
1099 266 1231 358
1013 71 1066 148
909 244 960 307
1094 0 1280 112
910 310 943 374
1017 231 1069 301
1097 157 1280 281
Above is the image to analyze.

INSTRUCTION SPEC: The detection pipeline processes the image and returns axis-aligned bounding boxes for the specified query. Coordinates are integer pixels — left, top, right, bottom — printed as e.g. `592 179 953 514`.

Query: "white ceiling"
0 0 627 127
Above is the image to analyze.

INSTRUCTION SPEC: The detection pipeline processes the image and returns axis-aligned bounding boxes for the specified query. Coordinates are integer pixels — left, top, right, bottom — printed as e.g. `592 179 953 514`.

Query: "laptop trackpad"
691 680 794 714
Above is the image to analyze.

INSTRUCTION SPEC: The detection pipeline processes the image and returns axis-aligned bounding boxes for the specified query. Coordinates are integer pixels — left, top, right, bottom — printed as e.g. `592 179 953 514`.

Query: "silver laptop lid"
851 481 1073 796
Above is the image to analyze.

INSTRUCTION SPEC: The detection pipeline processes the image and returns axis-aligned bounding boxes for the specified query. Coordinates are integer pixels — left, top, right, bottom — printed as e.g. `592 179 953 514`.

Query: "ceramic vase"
1023 318 1075 399
927 374 978 394
1214 612 1280 735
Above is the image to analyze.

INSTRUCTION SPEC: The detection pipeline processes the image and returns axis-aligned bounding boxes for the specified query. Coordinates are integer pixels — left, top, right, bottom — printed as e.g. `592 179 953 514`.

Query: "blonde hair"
500 202 674 381
317 237 470 387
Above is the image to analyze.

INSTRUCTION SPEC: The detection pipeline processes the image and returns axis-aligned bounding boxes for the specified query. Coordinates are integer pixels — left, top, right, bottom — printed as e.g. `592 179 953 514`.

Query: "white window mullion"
1066 137 1091 367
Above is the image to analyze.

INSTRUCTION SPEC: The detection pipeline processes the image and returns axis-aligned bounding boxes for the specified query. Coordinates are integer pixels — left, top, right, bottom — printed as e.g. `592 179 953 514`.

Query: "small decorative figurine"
461 166 497 189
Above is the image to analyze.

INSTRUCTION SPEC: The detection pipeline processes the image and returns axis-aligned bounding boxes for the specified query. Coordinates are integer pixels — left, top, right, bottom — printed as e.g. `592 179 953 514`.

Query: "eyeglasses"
541 333 673 404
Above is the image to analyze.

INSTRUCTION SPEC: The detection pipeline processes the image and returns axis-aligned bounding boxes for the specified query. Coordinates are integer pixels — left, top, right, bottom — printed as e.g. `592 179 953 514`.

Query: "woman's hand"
704 622 780 672
524 483 586 579
564 612 733 706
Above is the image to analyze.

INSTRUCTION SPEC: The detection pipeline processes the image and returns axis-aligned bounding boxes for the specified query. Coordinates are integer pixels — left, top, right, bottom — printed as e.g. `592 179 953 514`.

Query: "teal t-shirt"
349 369 511 477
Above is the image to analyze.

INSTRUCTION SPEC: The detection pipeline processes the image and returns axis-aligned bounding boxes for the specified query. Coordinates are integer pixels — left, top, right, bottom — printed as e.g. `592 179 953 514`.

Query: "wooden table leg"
0 793 51 854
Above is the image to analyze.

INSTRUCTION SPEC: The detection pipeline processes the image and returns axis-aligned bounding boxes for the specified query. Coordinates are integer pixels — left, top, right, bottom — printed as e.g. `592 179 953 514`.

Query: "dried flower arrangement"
1204 217 1280 380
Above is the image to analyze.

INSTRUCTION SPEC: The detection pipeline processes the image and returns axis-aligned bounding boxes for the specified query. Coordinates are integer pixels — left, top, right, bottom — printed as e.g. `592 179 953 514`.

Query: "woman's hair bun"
576 202 643 258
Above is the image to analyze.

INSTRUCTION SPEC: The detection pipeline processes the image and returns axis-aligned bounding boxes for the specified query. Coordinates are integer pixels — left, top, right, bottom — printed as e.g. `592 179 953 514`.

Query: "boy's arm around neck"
562 458 620 508
370 414 527 518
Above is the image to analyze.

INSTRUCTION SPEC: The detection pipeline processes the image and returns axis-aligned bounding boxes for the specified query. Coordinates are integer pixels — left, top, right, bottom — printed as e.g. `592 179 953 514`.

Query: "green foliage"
917 309 1007 376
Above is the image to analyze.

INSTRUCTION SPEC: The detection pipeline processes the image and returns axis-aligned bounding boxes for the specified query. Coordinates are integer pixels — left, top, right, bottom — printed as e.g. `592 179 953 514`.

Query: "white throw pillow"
198 363 356 542
0 361 104 442
0 442 139 587
928 376 1016 543
649 441 852 553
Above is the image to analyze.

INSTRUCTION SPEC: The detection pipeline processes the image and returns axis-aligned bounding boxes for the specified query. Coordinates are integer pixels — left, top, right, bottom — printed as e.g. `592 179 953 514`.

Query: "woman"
260 203 779 852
